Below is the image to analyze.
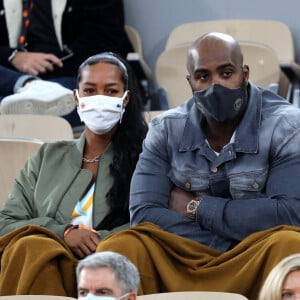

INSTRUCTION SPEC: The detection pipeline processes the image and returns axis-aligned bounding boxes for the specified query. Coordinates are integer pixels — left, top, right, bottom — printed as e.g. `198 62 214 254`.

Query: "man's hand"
11 51 63 75
64 228 101 258
168 187 196 217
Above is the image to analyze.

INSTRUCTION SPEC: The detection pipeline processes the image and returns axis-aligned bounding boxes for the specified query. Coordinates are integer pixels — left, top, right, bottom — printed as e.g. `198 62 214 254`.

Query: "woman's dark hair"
77 52 148 229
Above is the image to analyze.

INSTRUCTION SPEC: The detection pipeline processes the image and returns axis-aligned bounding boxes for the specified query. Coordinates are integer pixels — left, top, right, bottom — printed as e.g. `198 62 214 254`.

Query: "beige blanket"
0 225 78 296
97 222 300 300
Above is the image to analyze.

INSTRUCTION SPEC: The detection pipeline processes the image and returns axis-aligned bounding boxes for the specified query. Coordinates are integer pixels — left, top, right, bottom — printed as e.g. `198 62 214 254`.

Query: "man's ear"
186 74 191 83
186 75 193 89
127 291 137 300
242 64 250 85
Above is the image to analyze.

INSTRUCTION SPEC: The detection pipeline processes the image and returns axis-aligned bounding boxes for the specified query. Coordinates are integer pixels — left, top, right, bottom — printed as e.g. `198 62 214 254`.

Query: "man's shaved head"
187 32 244 73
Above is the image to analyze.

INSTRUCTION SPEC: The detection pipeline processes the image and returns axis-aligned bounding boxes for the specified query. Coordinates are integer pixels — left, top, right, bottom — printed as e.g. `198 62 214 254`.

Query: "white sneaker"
0 80 75 116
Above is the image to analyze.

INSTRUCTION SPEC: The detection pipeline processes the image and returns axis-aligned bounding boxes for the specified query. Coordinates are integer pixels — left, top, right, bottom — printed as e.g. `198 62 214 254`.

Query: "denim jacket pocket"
229 167 268 199
169 168 210 193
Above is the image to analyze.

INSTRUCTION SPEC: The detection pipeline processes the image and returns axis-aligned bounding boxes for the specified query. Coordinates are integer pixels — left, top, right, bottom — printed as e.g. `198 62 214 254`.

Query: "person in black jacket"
0 0 133 127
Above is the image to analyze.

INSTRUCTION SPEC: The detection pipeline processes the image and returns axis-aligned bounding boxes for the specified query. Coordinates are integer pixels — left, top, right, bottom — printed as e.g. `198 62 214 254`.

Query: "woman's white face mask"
76 90 128 135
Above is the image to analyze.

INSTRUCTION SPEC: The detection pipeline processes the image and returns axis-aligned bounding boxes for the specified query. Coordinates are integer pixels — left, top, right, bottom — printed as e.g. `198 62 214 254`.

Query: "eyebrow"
217 63 236 70
78 287 114 294
82 82 120 87
105 82 120 87
95 287 113 294
194 63 236 74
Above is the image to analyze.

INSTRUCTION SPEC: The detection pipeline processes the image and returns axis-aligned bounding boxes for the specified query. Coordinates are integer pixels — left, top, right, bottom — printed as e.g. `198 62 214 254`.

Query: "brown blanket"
0 225 78 296
97 222 300 300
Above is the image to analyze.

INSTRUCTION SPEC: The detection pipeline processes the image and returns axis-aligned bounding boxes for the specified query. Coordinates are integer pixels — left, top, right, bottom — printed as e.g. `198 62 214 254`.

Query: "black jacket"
0 0 133 78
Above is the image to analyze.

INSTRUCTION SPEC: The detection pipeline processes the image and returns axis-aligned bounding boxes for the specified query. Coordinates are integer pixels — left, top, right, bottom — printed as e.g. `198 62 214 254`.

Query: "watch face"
187 200 198 213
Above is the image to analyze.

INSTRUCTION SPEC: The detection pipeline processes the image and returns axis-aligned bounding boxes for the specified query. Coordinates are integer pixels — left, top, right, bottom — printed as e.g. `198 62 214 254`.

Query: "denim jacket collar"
179 82 262 154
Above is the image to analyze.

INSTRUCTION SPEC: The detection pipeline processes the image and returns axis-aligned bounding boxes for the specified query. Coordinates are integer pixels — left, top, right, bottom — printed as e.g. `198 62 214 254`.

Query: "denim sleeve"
198 118 300 242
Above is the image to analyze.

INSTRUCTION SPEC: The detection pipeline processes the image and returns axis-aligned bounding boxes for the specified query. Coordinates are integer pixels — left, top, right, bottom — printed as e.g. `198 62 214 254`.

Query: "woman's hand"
64 228 101 258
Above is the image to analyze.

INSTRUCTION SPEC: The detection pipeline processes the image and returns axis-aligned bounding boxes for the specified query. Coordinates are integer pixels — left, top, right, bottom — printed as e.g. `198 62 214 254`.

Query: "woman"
0 52 148 296
259 253 300 300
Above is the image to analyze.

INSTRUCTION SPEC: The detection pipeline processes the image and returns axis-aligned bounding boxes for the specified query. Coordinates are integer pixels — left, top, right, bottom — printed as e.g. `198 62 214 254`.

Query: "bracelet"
63 224 99 238
8 49 19 63
63 225 78 237
77 224 98 233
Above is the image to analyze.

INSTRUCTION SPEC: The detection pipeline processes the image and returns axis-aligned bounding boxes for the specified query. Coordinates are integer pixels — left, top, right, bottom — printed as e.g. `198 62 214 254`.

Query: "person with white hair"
77 251 139 300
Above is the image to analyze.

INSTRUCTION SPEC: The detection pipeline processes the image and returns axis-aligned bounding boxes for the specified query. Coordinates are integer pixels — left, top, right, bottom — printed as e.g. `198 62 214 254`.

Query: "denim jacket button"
211 167 218 173
185 182 191 189
253 182 259 189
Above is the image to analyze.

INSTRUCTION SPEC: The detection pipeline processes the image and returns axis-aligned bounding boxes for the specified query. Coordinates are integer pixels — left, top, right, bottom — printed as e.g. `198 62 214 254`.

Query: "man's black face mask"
193 82 247 123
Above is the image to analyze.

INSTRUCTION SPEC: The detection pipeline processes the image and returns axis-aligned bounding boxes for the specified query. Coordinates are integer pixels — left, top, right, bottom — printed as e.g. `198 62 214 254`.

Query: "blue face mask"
193 83 247 123
79 292 130 300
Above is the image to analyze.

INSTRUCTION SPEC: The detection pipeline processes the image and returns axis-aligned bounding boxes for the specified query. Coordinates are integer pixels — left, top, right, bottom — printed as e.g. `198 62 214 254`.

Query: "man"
0 0 133 127
76 252 139 300
96 32 300 300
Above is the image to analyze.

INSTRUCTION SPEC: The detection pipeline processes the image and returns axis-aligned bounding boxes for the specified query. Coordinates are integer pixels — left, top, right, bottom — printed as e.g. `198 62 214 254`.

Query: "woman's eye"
83 88 94 94
282 291 294 298
105 89 119 95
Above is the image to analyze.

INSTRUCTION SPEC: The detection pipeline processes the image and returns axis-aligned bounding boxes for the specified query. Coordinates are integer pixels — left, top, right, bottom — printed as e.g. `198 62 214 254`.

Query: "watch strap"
8 49 19 63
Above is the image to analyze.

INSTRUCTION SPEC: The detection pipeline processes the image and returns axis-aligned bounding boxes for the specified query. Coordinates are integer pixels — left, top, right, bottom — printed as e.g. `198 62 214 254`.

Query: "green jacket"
0 133 129 238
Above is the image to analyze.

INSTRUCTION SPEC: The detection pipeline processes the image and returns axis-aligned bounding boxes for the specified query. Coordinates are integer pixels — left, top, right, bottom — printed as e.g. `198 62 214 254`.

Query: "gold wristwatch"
186 197 201 219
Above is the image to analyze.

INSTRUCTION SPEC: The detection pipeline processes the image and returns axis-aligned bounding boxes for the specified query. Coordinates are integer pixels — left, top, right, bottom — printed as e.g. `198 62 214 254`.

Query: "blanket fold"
0 225 78 296
97 222 300 300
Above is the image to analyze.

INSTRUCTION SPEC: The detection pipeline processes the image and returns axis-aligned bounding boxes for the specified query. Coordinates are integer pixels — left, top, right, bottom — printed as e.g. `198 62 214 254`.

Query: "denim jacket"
130 83 300 252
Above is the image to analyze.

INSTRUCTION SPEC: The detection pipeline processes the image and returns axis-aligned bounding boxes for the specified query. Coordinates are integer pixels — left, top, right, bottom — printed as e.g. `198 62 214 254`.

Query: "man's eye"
222 71 233 78
195 74 208 81
94 291 111 296
78 290 88 297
